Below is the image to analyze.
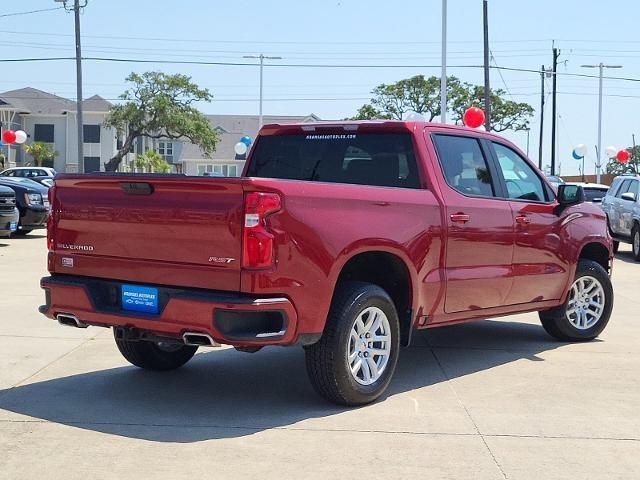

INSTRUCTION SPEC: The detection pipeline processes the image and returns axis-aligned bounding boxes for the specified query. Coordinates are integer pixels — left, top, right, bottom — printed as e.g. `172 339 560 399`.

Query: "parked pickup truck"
40 121 614 405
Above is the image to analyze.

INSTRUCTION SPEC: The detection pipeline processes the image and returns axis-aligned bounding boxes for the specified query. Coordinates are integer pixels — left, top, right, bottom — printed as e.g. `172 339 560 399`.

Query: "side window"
432 134 495 197
14 170 25 177
632 181 640 197
492 143 547 202
616 180 631 198
607 178 622 197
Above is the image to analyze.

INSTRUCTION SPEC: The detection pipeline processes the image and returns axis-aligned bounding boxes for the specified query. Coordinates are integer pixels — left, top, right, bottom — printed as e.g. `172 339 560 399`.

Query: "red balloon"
616 149 630 163
1 130 16 144
463 107 485 129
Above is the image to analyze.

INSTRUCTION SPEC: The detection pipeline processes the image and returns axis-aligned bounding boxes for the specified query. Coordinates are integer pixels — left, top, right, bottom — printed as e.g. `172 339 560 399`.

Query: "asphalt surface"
1 234 639 479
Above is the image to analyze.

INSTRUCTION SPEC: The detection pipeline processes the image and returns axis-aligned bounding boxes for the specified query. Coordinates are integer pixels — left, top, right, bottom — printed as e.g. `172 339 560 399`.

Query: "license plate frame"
121 284 159 314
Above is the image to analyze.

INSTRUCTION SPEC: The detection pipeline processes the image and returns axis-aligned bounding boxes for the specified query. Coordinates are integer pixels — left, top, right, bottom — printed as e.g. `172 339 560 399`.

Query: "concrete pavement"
1 234 639 479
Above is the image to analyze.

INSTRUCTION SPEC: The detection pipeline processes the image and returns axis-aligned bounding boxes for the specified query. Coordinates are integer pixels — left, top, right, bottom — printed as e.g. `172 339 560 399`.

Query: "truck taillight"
242 192 281 269
47 186 56 251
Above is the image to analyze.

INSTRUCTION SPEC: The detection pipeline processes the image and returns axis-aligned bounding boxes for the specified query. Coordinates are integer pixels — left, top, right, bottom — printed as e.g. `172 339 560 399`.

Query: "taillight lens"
47 186 56 251
242 192 281 268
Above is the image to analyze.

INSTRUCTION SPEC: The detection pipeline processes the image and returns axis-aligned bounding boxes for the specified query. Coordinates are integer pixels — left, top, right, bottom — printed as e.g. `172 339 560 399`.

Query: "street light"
243 54 282 129
581 63 622 183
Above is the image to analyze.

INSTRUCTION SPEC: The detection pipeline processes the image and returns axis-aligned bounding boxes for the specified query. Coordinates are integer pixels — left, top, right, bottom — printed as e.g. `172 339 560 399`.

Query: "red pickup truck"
40 121 614 405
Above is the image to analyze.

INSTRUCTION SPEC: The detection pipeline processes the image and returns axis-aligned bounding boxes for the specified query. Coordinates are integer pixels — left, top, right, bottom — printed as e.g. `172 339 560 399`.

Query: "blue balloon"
240 136 252 146
572 149 583 160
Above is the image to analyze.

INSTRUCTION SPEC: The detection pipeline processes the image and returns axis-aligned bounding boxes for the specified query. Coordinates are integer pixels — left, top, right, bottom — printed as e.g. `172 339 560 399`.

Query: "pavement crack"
429 346 508 479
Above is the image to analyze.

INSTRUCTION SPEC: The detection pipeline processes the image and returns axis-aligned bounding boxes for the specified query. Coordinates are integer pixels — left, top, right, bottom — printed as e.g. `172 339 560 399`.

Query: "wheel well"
336 252 413 345
579 242 609 272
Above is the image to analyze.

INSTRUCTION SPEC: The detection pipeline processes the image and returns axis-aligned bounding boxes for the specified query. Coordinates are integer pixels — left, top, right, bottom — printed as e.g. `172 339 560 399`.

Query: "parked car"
40 121 614 405
0 177 49 235
0 185 19 238
568 182 609 203
601 174 640 259
547 175 564 189
0 166 56 178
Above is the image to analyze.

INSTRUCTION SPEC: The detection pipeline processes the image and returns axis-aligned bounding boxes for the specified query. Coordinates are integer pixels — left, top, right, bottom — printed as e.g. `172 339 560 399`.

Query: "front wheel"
114 330 198 371
305 282 400 406
539 259 613 341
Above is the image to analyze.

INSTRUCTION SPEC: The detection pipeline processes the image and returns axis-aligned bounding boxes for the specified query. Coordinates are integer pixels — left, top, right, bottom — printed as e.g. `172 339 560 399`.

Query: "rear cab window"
246 133 421 189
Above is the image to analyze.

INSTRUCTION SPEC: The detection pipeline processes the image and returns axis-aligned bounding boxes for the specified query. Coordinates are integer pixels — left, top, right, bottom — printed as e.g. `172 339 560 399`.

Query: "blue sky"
4 0 640 175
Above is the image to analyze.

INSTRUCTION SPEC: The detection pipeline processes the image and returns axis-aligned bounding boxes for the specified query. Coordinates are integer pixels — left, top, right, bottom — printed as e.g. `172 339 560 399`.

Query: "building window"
34 124 54 143
197 164 240 177
158 141 173 163
83 125 100 143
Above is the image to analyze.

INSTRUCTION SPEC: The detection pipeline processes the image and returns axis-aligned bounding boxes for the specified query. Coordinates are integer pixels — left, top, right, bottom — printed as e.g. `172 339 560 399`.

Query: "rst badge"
208 256 235 264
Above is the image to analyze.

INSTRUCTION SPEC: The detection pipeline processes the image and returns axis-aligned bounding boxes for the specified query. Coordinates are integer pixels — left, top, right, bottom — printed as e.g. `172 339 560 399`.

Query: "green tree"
104 71 218 171
349 104 390 120
450 84 534 132
23 142 58 167
352 75 534 132
134 150 171 173
352 75 461 121
606 146 640 175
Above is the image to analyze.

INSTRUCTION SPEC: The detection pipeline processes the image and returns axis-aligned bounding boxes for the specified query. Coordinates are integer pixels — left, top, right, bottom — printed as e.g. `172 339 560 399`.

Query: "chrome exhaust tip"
56 313 88 329
182 332 220 347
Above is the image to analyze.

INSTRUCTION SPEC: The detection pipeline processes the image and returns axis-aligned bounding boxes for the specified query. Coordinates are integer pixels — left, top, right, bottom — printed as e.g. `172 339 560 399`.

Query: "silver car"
601 174 640 260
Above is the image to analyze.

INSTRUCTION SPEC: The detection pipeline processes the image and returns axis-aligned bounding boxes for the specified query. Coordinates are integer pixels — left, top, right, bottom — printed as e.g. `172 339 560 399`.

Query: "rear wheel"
632 225 640 261
114 330 198 371
305 282 400 406
539 259 613 341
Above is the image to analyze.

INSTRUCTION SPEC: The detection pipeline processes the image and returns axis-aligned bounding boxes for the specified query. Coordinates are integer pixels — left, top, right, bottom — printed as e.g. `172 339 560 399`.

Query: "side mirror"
557 184 585 207
621 192 637 202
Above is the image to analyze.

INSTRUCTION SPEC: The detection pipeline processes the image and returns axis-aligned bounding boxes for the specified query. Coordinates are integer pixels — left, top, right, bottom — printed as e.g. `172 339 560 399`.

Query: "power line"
2 55 640 84
0 7 63 18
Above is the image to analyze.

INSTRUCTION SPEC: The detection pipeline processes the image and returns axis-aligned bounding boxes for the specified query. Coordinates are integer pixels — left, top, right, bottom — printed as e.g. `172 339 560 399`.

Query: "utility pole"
482 0 491 130
243 54 282 129
581 62 622 183
550 48 559 176
440 0 447 123
538 65 545 169
59 0 87 173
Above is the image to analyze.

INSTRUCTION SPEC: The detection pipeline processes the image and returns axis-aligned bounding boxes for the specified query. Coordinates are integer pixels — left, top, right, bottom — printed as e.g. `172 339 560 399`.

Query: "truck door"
430 133 515 314
488 141 570 303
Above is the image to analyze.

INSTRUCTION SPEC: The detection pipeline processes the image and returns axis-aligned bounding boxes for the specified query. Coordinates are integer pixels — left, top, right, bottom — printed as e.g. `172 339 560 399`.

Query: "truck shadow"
0 319 573 443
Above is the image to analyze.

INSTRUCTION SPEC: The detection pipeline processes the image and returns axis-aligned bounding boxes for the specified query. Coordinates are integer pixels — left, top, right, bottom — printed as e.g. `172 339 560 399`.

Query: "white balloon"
14 130 27 144
475 124 486 131
574 144 587 157
405 112 426 122
605 145 617 158
234 141 248 155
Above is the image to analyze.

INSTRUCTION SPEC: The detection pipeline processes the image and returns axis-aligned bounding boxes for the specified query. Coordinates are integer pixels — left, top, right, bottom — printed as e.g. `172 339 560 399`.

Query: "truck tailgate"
52 174 244 291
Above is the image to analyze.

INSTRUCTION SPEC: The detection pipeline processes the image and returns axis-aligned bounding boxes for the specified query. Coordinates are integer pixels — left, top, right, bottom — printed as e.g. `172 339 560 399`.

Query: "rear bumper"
39 275 308 346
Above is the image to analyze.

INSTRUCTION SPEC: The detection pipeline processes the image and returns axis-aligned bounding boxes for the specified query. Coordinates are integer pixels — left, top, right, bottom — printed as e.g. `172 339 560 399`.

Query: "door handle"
515 215 531 225
450 213 470 224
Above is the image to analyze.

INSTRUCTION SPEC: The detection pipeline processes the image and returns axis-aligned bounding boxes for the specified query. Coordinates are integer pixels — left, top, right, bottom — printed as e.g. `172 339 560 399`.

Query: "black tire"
114 330 198 371
632 224 640 261
539 259 613 341
15 229 32 236
305 282 400 406
612 241 619 254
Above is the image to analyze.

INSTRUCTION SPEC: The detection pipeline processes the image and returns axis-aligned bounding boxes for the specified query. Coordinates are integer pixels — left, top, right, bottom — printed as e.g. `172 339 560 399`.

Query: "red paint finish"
41 121 612 346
